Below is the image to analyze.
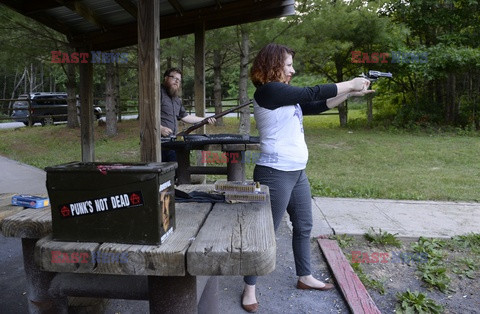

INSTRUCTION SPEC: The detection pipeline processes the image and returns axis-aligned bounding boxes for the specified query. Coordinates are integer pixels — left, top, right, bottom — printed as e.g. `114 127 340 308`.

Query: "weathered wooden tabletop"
0 186 275 277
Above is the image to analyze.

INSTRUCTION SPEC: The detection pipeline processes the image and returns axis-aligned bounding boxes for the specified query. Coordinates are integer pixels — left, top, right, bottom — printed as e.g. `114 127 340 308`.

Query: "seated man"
160 67 215 162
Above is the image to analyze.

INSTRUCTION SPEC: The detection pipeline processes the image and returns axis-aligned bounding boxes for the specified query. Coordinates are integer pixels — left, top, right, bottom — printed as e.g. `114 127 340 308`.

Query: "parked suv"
11 92 102 126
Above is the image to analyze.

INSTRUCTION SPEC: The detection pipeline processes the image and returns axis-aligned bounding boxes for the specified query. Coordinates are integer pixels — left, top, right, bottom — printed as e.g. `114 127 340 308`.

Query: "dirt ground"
341 237 480 314
216 220 349 314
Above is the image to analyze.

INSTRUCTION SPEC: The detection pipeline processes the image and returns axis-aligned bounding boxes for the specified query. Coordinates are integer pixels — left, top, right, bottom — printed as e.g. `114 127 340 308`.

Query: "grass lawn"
1 110 479 202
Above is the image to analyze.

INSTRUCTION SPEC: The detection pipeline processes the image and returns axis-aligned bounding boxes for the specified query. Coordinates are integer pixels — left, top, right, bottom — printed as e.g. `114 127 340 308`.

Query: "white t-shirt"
254 102 308 171
252 82 338 171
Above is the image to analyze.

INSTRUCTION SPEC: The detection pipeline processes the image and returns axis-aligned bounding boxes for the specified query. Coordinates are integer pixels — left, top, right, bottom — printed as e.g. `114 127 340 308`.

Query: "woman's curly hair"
250 43 295 87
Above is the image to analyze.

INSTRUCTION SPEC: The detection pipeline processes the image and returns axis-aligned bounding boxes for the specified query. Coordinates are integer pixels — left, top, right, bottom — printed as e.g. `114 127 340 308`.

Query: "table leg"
198 276 219 314
22 238 68 314
148 275 197 313
176 147 191 184
226 150 245 181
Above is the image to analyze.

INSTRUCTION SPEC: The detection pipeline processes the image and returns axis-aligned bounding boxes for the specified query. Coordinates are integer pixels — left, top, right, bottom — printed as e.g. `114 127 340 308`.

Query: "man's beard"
166 85 179 98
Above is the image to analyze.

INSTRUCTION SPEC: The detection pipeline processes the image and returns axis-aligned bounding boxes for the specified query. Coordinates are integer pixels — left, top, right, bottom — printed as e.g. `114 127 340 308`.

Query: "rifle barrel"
176 99 253 136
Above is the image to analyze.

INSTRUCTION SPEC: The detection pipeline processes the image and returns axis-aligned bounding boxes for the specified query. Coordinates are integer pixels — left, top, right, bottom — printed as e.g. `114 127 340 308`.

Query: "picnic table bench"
0 185 275 313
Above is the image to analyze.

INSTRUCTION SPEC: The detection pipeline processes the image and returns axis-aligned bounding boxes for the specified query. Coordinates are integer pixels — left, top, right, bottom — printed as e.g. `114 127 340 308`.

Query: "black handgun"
361 70 392 82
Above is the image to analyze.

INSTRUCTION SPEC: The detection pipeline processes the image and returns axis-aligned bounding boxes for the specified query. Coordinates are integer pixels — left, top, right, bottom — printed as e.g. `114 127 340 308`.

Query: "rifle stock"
176 99 253 136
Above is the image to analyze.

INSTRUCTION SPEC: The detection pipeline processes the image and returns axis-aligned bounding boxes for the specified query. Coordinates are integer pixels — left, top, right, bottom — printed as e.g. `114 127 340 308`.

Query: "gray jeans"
244 165 313 285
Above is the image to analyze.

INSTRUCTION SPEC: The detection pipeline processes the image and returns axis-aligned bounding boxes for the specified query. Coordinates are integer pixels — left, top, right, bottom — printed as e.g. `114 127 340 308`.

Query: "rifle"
176 99 253 136
360 70 392 82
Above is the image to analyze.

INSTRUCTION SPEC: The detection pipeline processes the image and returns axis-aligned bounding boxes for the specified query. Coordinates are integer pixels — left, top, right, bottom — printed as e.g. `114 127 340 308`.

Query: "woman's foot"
297 275 334 291
241 284 258 312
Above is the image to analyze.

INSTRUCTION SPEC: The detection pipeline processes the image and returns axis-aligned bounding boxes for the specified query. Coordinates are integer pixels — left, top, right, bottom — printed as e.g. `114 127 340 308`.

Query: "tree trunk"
213 49 224 126
24 67 28 94
166 56 172 70
434 80 442 119
367 97 373 127
30 63 34 93
3 73 7 100
10 69 25 108
238 27 250 134
105 61 118 136
115 61 120 122
445 75 455 124
451 73 458 125
66 62 79 128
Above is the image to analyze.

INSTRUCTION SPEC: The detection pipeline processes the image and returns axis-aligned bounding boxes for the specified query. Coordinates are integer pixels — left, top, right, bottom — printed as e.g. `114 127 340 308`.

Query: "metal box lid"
45 161 177 174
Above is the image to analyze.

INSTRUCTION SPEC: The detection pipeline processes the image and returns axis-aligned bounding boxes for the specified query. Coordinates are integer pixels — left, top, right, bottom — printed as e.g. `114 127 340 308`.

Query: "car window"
33 96 55 106
55 96 68 104
33 95 68 106
13 100 29 108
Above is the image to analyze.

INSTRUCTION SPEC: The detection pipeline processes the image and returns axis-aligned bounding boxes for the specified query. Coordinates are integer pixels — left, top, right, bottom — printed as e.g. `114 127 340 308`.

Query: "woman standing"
241 43 374 313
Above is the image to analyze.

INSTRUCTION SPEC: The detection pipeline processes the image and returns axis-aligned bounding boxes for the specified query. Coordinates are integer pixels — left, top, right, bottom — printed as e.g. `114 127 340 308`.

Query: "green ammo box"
45 162 177 245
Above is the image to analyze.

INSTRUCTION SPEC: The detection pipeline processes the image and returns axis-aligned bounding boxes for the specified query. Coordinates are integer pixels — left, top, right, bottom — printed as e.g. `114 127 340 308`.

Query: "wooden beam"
138 0 161 162
168 0 184 16
317 239 381 314
57 0 112 30
160 0 295 39
70 22 138 51
114 0 138 19
194 21 206 135
20 0 62 15
78 49 95 162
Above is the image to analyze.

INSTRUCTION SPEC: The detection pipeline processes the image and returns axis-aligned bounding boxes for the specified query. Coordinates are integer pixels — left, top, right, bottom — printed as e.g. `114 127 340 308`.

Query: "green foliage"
412 237 446 259
452 257 478 279
395 290 444 314
412 237 451 292
330 234 354 248
364 227 402 247
350 261 385 294
418 260 451 293
295 0 393 81
448 233 480 279
451 233 480 250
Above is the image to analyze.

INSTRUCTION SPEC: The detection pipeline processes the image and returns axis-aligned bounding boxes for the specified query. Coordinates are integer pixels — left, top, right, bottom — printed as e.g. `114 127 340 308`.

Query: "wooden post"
194 21 206 182
148 275 197 314
79 51 95 162
194 22 206 135
138 0 161 162
22 239 69 313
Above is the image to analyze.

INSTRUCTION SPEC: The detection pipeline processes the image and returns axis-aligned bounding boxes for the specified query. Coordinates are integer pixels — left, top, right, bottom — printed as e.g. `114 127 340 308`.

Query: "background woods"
1 0 479 130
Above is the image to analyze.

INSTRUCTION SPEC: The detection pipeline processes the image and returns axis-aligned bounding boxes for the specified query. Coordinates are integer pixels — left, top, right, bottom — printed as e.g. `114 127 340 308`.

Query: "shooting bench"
162 134 261 184
0 185 275 313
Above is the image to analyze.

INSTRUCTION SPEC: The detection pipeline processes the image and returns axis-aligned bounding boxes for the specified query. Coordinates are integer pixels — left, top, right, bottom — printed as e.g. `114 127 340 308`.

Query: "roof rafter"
168 0 184 16
56 0 112 30
19 0 62 15
114 0 137 19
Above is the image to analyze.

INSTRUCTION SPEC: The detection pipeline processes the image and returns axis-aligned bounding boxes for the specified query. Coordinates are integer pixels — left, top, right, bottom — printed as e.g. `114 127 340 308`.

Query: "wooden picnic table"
0 185 275 313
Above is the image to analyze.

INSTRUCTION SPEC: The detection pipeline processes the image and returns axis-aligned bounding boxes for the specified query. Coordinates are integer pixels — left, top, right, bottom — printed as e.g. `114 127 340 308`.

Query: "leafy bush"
364 227 402 247
396 290 444 314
